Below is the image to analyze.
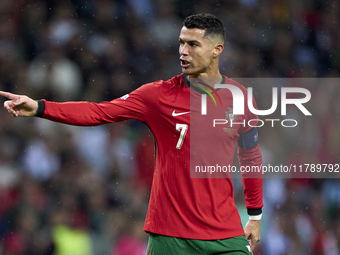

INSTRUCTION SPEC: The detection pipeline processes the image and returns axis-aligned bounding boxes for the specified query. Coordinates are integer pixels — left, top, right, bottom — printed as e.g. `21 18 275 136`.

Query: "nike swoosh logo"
172 110 190 117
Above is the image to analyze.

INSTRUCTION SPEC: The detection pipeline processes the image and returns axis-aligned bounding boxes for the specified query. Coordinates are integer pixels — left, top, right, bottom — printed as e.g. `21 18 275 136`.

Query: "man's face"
179 26 215 76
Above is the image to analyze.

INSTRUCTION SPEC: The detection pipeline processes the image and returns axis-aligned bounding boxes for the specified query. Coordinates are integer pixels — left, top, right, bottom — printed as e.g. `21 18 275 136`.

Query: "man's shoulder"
131 74 183 102
151 74 183 86
166 74 184 85
142 74 184 90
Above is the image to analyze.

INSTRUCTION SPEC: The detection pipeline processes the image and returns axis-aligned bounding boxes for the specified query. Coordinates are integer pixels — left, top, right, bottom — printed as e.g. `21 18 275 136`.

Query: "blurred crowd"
0 0 339 254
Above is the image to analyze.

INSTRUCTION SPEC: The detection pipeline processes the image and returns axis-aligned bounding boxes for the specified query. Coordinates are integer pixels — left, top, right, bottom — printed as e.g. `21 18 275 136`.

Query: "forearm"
36 100 126 126
2 83 153 124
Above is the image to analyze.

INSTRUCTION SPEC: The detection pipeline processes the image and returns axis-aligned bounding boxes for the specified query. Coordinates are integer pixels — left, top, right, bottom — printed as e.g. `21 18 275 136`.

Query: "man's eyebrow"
178 38 201 44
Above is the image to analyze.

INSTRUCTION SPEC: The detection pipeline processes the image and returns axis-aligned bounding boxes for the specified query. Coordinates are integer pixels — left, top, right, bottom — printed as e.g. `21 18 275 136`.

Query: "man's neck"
187 72 223 90
187 70 222 80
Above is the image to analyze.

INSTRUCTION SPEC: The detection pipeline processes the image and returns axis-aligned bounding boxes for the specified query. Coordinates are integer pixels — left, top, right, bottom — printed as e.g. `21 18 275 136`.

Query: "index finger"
0 91 19 100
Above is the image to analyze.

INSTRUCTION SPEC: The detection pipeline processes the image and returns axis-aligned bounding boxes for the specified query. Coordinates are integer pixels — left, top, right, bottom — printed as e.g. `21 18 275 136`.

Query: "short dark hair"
183 13 225 43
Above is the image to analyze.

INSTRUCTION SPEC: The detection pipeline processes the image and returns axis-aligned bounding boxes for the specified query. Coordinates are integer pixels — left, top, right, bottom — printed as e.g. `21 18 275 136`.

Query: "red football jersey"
39 74 263 240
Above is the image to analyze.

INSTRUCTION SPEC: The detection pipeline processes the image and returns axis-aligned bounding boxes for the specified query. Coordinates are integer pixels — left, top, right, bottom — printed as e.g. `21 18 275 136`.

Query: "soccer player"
1 13 262 255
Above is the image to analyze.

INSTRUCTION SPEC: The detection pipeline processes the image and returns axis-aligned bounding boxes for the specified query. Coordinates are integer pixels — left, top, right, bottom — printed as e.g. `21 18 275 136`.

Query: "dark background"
0 0 339 254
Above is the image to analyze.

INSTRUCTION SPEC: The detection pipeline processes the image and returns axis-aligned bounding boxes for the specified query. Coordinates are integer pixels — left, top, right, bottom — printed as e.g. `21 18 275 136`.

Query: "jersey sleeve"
238 145 263 214
37 82 160 126
237 92 263 215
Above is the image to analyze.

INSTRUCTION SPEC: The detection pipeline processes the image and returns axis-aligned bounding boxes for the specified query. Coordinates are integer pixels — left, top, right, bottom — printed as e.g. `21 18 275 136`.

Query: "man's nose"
180 44 189 55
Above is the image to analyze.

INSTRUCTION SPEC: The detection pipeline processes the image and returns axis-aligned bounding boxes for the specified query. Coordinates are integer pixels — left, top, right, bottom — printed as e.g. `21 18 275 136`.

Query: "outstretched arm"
0 91 38 117
1 82 158 126
0 91 147 126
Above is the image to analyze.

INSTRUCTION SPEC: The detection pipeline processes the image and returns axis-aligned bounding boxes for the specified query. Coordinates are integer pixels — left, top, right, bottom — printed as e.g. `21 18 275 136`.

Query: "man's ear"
213 44 224 58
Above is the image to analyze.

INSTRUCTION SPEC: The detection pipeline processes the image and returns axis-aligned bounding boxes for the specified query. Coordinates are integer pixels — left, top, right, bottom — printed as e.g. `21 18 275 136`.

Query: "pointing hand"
0 91 38 117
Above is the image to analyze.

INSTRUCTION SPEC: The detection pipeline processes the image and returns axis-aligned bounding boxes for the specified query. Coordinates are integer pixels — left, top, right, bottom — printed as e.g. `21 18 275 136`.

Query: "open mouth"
180 59 190 68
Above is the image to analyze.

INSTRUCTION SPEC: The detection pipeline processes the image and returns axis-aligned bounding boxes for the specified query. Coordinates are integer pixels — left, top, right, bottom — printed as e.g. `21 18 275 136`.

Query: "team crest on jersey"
224 107 238 124
120 94 129 100
225 107 238 127
223 107 238 134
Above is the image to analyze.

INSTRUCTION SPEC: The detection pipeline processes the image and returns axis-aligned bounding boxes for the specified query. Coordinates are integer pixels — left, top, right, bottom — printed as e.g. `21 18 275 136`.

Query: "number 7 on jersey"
175 124 188 149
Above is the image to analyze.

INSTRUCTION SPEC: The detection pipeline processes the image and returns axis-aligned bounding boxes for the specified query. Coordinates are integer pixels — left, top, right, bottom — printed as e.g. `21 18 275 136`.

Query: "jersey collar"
182 74 225 94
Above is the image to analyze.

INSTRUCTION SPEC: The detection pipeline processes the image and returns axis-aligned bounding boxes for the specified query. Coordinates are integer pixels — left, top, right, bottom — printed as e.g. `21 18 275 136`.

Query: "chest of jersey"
146 83 246 179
